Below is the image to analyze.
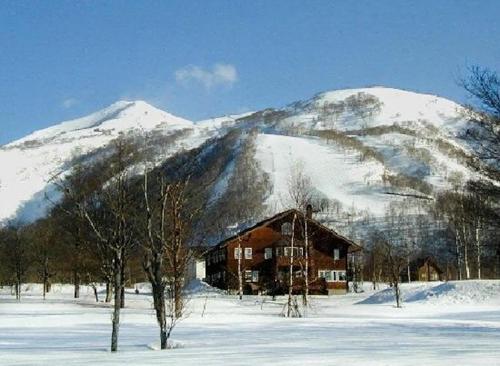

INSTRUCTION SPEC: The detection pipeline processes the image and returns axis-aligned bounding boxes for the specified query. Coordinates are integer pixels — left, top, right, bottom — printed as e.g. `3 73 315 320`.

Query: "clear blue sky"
1 1 499 145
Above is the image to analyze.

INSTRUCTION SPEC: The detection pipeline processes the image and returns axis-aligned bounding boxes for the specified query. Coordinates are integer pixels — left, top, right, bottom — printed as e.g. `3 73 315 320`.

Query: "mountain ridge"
0 86 482 226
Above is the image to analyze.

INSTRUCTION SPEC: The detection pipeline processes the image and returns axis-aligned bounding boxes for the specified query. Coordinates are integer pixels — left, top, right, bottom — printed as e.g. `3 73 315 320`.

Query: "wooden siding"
205 210 360 295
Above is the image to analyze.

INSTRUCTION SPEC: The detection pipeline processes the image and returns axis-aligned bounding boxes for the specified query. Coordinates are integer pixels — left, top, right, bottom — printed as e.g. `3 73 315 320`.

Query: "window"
281 222 292 236
244 247 252 259
333 248 340 261
319 270 332 282
265 247 273 259
284 247 291 257
252 270 259 283
338 271 346 281
244 270 259 282
244 270 253 283
276 247 283 256
234 248 242 259
283 247 304 257
318 270 346 282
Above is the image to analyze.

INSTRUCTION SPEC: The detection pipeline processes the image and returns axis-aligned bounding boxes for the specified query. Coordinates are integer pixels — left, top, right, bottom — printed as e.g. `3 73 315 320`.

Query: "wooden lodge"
205 208 362 295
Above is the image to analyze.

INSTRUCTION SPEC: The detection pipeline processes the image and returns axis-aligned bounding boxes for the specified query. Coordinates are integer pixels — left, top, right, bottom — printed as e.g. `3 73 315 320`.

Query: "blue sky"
1 1 499 145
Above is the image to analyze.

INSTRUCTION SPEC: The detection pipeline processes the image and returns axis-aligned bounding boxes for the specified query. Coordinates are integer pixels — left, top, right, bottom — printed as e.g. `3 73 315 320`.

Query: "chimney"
306 204 313 219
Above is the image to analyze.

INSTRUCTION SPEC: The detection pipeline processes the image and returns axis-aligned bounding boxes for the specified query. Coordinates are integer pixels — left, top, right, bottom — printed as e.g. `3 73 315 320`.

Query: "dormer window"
281 222 292 236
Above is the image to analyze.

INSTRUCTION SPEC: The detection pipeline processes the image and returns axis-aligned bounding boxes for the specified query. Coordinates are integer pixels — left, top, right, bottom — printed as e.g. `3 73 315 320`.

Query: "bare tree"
303 209 310 306
285 160 313 211
468 190 488 279
236 235 243 300
460 66 500 276
378 204 418 308
49 169 111 300
382 239 407 308
461 66 500 181
29 220 56 300
284 213 301 317
285 162 315 307
366 234 385 290
56 137 140 352
0 225 32 301
142 160 201 349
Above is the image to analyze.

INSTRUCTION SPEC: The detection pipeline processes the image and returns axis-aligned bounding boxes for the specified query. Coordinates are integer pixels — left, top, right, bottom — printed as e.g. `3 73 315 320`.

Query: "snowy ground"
1 281 500 365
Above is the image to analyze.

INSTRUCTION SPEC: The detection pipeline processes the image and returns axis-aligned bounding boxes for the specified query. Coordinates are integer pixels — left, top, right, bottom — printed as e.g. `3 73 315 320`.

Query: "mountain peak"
7 100 193 147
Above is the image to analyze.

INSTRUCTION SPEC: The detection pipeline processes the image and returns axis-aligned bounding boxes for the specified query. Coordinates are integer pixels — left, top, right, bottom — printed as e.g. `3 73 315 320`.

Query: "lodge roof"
209 209 363 253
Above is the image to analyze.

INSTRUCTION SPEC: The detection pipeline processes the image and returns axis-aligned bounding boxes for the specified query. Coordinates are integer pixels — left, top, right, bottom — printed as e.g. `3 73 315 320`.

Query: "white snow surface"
359 280 500 305
314 87 466 132
11 101 193 145
1 280 499 365
196 112 255 130
255 133 393 215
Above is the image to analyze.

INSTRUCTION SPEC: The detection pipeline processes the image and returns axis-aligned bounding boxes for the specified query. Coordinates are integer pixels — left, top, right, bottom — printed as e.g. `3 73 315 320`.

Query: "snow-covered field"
1 281 500 365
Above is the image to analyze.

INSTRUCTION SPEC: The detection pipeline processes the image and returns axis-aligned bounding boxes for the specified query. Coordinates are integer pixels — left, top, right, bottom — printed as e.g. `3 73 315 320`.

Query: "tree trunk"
105 281 112 303
497 249 500 279
464 237 471 280
15 280 20 301
160 325 167 350
406 256 411 283
394 281 401 308
152 284 167 350
73 270 80 299
475 225 482 280
287 214 297 317
120 286 125 308
371 257 377 290
120 261 125 308
42 256 50 300
174 278 182 320
111 257 122 352
237 239 242 300
455 233 462 281
303 217 309 306
92 284 99 302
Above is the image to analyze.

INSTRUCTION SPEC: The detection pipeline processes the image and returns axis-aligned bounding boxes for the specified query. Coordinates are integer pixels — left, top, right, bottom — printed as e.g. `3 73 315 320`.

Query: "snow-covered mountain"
0 87 482 225
0 101 204 223
247 87 480 217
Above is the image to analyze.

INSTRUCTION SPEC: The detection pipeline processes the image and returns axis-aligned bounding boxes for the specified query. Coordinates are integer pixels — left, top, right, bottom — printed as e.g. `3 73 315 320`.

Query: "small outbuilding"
186 246 208 283
403 257 444 282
